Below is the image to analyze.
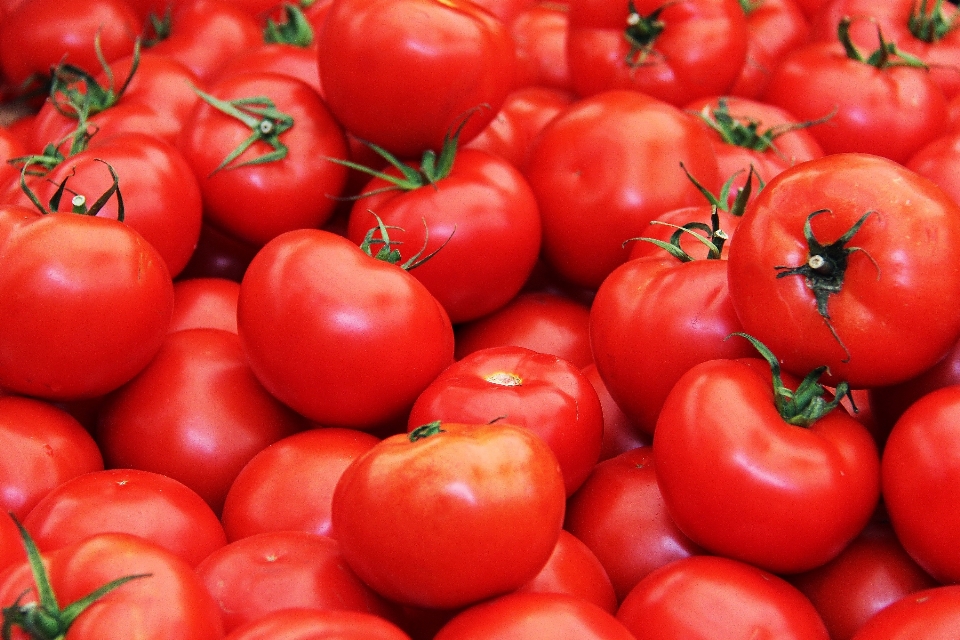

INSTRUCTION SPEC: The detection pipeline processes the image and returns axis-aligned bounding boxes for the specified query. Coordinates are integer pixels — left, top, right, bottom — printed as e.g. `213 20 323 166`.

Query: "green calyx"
19 159 125 222
729 333 852 427
623 0 667 67
1 515 150 640
629 207 729 262
409 421 445 442
692 98 834 157
839 16 928 69
358 211 454 270
48 37 141 121
193 88 295 175
681 161 760 217
264 3 314 47
909 0 957 43
737 0 763 15
774 208 879 362
142 7 173 48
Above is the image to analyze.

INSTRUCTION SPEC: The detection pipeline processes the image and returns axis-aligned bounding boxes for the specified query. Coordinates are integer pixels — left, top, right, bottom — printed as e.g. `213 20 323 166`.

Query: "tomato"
433 592 637 640
169 277 241 334
221 427 380 542
581 363 649 461
730 0 810 99
906 130 960 209
653 351 881 574
509 3 572 91
0 395 103 520
0 207 174 400
881 384 960 584
196 531 398 633
95 328 305 514
849 585 960 640
0 531 226 640
177 72 348 247
564 446 702 602
407 346 604 495
343 146 542 324
566 0 748 104
525 89 720 288
616 555 830 640
317 0 516 158
0 124 24 191
0 514 25 575
224 609 412 640
790 520 938 640
237 229 454 430
332 421 566 609
516 530 618 614
453 291 593 370
727 153 960 388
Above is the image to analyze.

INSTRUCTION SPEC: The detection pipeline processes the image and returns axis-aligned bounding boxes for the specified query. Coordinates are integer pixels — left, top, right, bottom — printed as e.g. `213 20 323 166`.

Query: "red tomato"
564 446 702 602
790 520 938 640
525 89 719 288
730 0 811 99
317 0 516 158
0 514 25 575
509 3 572 91
653 354 881 574
581 363 649 461
407 346 604 495
221 427 380 542
169 277 241 334
566 0 748 104
906 130 960 208
0 209 174 400
95 328 305 514
237 229 454 429
433 592 637 640
849 585 960 640
616 555 830 640
332 422 566 609
882 384 960 584
196 531 398 633
224 609 412 640
0 395 103 519
22 468 227 567
727 153 960 388
177 72 348 247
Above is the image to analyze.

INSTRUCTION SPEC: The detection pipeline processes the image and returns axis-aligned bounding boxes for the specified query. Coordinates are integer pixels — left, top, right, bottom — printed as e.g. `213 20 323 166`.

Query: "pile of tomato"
1 0 960 637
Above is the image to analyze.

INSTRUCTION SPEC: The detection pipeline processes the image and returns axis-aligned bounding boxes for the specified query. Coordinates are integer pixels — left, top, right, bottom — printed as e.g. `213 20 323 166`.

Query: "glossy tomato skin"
730 0 811 99
509 4 572 91
727 153 960 388
849 585 960 640
317 0 516 158
95 328 305 514
0 395 103 519
169 277 241 334
407 346 604 496
332 422 566 609
906 131 960 209
525 89 720 289
567 0 748 104
223 609 412 640
581 363 649 461
345 148 542 324
653 357 881 574
0 213 174 400
178 72 348 247
882 384 960 584
616 555 830 640
0 532 226 640
434 592 637 640
22 468 227 567
237 229 454 429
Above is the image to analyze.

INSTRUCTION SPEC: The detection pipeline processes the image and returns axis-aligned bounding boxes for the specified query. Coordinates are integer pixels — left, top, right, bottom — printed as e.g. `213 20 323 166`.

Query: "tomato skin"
237 229 454 429
0 213 174 400
882 385 960 584
616 555 830 640
332 422 566 610
169 277 241 334
525 89 719 289
0 532 226 640
906 131 960 210
95 328 305 515
0 395 103 520
317 0 516 158
407 346 604 496
433 592 637 640
849 585 960 640
509 3 572 91
729 0 810 99
653 357 881 574
22 468 227 567
221 427 381 542
581 363 649 461
0 514 26 575
223 609 412 640
567 0 748 105
727 154 960 389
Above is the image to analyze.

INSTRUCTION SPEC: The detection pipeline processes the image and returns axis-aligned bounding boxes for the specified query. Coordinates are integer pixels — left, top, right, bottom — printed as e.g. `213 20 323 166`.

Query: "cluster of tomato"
1 0 960 637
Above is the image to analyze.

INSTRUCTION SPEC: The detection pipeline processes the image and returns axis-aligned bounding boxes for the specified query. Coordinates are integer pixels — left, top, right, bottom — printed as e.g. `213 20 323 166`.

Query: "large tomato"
237 229 454 429
316 0 516 158
331 421 566 609
223 609 412 640
727 153 960 388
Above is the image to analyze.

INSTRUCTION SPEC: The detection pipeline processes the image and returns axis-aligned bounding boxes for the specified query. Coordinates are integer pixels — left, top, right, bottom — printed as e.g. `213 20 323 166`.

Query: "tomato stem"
359 211 455 270
909 0 957 43
839 16 928 69
409 421 445 441
48 35 142 121
264 3 314 47
623 0 667 67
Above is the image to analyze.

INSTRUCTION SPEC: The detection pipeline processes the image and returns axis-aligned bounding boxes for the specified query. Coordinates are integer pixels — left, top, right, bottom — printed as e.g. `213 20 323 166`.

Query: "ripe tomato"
169 277 241 334
317 0 516 158
237 229 454 429
224 609 412 640
332 421 566 609
849 585 960 640
727 153 960 388
581 363 649 461
509 3 572 91
730 0 810 99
